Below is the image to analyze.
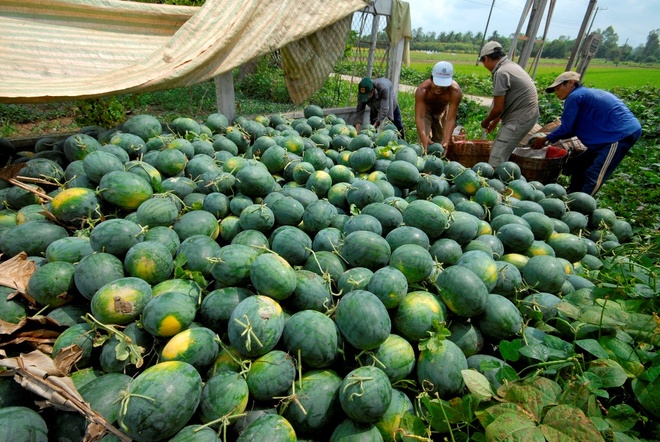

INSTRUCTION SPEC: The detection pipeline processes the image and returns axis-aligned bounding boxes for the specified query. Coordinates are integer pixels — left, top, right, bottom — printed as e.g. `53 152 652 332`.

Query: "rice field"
408 50 660 90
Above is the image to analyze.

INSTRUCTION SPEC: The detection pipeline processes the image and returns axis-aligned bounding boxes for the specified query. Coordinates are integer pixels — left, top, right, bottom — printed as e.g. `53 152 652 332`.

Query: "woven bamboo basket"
447 139 492 168
510 153 566 184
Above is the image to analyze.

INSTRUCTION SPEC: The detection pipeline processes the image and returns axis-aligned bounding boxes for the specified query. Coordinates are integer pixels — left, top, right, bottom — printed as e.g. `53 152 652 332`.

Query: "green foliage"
613 86 660 140
234 55 291 105
75 96 126 129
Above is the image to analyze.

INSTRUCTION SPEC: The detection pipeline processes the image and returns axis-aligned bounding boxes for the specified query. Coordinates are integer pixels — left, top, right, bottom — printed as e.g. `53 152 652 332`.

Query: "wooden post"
214 72 236 122
518 0 548 69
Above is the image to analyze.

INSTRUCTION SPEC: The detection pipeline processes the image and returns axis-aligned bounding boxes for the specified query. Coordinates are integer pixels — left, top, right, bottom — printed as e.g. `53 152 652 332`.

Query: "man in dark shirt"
353 77 405 138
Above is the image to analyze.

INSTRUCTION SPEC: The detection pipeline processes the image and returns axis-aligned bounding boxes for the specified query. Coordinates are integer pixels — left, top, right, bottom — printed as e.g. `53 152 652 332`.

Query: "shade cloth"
0 0 368 104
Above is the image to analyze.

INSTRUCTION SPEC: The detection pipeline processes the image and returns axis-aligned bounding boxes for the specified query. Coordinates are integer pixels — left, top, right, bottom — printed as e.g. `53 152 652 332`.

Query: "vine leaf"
461 369 495 401
540 404 605 441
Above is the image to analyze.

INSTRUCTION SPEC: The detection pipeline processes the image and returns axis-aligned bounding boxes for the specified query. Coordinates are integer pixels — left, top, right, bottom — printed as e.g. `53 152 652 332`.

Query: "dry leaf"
0 350 131 442
0 163 26 181
0 315 66 354
0 317 27 335
0 252 37 296
52 344 84 376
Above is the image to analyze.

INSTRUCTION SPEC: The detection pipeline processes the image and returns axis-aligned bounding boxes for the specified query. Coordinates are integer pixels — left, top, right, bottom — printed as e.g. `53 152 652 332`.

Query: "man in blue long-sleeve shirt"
531 71 642 195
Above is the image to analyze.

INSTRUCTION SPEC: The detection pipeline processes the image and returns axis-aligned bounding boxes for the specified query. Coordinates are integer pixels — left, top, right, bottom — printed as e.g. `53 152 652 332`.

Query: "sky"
407 0 656 49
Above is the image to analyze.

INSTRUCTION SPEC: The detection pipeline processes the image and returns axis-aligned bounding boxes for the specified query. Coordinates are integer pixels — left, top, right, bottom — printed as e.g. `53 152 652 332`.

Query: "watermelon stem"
341 375 373 401
355 349 387 371
273 380 308 416
118 392 155 433
215 337 251 374
304 248 342 295
233 314 264 352
195 408 247 439
85 313 145 368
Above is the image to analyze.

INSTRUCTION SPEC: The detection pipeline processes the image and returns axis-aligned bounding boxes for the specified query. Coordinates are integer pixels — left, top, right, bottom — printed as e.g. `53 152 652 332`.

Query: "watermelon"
282 309 338 368
0 406 48 442
335 290 391 350
228 295 284 358
98 170 153 211
198 371 249 428
141 291 197 338
359 333 416 383
91 276 152 325
435 266 488 317
281 369 343 435
245 350 296 401
236 414 297 442
393 290 447 342
118 361 202 441
26 261 76 307
160 326 219 372
0 221 69 258
417 336 467 398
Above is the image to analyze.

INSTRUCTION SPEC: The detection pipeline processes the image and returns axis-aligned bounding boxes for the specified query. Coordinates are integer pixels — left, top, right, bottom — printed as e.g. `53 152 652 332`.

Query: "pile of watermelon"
0 104 646 441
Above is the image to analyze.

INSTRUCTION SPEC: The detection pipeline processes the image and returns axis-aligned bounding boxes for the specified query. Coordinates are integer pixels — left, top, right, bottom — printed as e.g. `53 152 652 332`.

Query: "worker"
478 41 539 167
414 61 463 154
530 71 642 195
353 77 405 138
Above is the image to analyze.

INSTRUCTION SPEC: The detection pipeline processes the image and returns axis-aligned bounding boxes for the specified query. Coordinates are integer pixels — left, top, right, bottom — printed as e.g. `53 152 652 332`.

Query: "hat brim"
433 76 452 87
545 80 563 93
357 93 371 102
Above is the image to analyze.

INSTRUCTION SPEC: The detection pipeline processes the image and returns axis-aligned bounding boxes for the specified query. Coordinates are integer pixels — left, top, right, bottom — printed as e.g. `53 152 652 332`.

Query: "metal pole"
477 0 496 64
566 0 597 71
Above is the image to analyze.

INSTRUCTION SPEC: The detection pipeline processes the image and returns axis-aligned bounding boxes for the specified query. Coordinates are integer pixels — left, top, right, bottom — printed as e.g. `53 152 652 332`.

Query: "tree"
642 29 660 62
595 26 619 60
543 36 573 59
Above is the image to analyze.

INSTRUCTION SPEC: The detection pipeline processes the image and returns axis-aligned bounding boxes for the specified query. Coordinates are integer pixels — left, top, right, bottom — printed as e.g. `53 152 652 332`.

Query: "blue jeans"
564 128 642 195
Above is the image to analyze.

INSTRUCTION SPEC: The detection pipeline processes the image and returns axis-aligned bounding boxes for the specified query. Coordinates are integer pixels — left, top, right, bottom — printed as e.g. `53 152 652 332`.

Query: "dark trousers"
564 128 641 195
369 105 405 139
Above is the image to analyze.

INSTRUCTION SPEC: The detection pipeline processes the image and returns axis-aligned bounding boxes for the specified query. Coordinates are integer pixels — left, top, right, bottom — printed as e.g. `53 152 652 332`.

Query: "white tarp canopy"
0 0 367 104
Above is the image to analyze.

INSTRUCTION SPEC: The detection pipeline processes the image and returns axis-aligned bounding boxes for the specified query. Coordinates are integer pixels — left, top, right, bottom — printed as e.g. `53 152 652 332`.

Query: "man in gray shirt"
353 77 405 138
479 41 539 167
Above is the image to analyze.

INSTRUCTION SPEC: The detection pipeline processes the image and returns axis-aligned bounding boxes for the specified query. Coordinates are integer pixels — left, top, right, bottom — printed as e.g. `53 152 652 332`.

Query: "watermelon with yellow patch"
90 277 153 325
141 291 197 338
123 241 174 285
49 187 101 226
160 326 219 372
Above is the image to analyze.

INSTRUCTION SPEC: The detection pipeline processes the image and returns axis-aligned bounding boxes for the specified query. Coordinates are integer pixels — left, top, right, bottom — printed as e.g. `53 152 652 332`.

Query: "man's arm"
441 88 463 147
481 95 505 133
414 86 431 150
353 101 367 128
547 97 579 143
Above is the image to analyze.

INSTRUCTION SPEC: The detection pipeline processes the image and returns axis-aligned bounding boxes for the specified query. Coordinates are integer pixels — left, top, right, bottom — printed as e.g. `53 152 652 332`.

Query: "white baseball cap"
432 61 454 87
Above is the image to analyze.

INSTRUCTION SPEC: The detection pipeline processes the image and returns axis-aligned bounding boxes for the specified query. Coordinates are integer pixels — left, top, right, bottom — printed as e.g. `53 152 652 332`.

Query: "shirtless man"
415 61 463 154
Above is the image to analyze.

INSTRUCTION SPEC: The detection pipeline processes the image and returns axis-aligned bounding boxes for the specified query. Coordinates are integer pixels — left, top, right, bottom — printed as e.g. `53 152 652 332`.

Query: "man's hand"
530 135 548 149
